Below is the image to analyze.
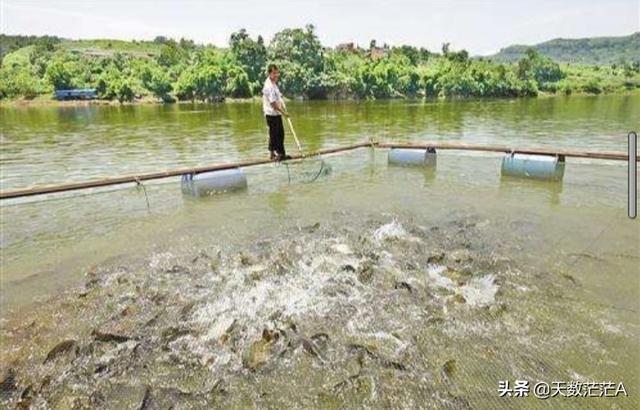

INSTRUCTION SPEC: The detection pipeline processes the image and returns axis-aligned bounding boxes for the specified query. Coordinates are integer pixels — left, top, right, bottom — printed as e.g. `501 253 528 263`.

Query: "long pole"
0 142 373 200
378 142 635 161
629 131 637 219
286 117 304 155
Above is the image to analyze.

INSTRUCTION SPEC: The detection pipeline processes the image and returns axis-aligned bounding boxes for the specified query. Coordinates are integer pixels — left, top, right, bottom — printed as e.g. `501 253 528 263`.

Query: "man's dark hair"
267 64 279 74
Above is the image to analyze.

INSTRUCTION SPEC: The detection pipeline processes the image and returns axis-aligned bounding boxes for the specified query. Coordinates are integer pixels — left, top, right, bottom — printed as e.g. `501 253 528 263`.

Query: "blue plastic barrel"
501 154 565 181
388 148 437 167
181 168 247 196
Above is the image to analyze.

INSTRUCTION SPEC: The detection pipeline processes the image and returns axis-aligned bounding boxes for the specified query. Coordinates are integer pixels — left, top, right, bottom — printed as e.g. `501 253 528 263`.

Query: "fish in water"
43 340 78 364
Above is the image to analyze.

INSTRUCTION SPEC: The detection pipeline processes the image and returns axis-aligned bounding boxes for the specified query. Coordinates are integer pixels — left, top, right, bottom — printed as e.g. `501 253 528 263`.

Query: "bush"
517 48 564 87
582 78 602 94
141 63 173 101
45 59 78 90
95 68 135 102
175 62 226 101
0 64 47 99
225 66 252 98
115 78 135 102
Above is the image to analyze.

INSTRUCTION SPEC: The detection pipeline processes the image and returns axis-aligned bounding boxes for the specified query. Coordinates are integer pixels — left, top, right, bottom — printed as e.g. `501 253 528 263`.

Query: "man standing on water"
263 64 291 161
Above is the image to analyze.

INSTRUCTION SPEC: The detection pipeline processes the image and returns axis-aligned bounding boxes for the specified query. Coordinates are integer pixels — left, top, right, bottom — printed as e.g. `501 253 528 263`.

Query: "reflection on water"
499 176 564 205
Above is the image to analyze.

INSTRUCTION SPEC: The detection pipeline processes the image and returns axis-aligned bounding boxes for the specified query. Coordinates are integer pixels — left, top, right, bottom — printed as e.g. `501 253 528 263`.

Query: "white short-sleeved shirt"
263 78 283 116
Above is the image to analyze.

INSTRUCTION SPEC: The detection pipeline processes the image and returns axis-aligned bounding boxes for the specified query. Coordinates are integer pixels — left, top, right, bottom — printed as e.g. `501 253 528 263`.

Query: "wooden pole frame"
1 140 636 200
0 142 372 200
378 142 633 161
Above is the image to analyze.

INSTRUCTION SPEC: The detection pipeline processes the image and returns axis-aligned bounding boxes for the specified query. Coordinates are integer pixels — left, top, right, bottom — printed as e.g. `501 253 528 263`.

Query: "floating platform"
388 148 437 167
1 140 636 200
501 154 565 181
181 168 247 197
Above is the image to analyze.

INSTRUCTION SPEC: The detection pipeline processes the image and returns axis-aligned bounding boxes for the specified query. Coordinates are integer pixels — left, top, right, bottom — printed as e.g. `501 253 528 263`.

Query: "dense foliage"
1 27 639 102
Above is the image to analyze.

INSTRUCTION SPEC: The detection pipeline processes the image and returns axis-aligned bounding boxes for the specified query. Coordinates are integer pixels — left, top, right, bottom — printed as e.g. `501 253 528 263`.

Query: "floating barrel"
181 168 247 197
388 148 437 166
501 154 565 181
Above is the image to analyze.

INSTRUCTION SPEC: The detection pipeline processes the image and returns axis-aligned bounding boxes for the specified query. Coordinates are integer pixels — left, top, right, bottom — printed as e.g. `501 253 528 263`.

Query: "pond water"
0 95 638 408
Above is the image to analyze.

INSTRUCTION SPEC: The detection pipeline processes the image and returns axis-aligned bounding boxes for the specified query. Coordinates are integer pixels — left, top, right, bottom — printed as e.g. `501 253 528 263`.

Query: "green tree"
194 65 225 101
225 65 252 98
517 48 564 86
33 36 59 54
153 36 169 44
115 78 135 102
392 46 421 65
174 67 196 100
95 66 136 102
179 37 196 51
141 62 174 101
45 58 80 90
174 52 227 102
229 29 267 89
0 64 47 99
157 40 186 67
269 25 324 74
273 60 310 97
446 49 469 64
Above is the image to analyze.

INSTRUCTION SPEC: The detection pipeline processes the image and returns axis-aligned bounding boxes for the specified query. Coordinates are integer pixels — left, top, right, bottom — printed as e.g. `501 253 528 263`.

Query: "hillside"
488 32 639 64
1 35 168 61
1 34 61 60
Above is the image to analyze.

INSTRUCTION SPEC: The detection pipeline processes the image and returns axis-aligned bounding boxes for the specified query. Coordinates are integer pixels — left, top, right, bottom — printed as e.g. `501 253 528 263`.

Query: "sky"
1 0 638 55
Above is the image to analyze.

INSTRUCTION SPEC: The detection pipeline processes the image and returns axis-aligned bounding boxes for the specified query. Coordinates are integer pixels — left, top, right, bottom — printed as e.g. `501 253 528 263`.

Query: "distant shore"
0 96 260 108
2 90 638 108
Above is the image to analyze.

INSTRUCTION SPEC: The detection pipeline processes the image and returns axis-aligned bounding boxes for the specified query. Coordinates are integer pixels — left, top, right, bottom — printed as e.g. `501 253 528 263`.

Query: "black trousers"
266 115 285 156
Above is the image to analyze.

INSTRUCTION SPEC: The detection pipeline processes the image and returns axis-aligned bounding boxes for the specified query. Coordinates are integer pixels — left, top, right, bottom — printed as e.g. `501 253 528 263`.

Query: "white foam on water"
597 319 623 335
190 245 366 359
379 250 396 268
461 274 498 307
373 220 408 243
331 243 353 255
148 252 175 270
206 316 236 341
426 264 456 290
569 370 588 382
364 331 410 355
425 265 500 308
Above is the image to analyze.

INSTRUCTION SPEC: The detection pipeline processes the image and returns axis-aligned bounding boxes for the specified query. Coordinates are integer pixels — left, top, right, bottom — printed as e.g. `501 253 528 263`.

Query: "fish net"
279 158 332 184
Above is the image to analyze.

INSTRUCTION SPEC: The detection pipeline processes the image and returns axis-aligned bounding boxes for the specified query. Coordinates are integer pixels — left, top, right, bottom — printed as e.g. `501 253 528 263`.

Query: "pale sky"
1 0 638 55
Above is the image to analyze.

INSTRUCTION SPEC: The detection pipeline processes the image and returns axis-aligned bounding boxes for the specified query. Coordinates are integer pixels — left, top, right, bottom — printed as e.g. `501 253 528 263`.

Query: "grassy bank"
2 29 639 105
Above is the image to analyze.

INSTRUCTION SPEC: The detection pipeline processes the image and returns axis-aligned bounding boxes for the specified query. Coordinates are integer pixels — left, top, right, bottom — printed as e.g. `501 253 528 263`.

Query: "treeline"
1 26 639 102
0 34 62 60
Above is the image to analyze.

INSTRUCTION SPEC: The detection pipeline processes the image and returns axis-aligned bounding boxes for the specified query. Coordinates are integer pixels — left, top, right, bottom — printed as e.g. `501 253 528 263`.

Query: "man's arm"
267 87 288 116
270 101 288 117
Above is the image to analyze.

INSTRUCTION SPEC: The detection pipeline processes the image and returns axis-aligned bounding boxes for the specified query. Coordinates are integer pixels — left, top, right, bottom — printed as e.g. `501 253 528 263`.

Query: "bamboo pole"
378 142 634 162
0 142 374 200
286 117 304 155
